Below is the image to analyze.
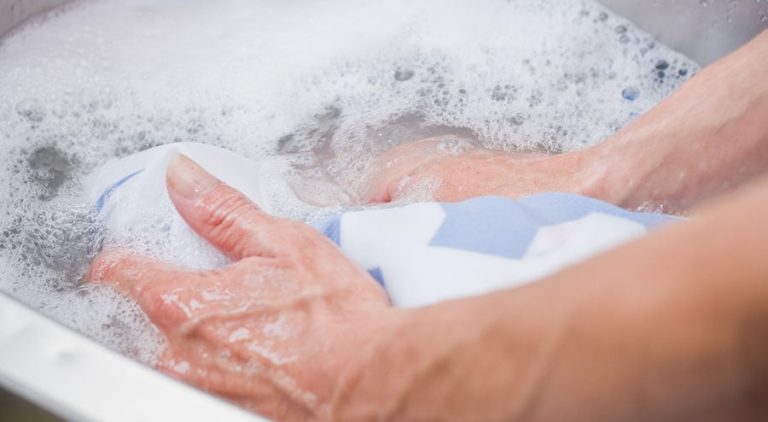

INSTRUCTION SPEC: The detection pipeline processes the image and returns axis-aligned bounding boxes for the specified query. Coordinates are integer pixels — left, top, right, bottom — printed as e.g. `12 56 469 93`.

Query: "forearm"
334 176 768 420
584 29 768 213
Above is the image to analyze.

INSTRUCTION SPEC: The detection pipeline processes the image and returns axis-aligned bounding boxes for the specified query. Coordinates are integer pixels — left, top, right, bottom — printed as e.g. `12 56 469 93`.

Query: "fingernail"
167 154 219 200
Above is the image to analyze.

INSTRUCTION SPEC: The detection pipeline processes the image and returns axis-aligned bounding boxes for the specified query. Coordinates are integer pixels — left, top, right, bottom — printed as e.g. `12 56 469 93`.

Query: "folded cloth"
315 194 674 307
86 143 676 308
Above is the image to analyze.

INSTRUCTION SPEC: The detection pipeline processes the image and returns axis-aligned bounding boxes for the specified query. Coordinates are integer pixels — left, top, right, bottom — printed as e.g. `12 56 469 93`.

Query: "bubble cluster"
0 0 698 362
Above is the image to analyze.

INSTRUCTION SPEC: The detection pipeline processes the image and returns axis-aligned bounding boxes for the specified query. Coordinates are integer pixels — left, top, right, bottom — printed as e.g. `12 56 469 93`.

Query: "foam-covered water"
0 0 698 362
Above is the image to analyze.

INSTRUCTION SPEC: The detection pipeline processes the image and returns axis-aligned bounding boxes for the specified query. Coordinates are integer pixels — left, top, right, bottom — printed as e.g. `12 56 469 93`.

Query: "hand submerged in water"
88 155 401 421
365 137 599 204
368 29 768 213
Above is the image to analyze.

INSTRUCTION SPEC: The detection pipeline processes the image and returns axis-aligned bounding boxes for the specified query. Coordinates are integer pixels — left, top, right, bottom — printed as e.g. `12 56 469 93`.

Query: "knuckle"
200 189 261 253
201 189 253 229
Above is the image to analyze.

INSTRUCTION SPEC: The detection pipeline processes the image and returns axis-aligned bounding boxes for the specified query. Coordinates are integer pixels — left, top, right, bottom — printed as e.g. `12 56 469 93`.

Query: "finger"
166 154 310 260
88 250 180 296
88 249 205 328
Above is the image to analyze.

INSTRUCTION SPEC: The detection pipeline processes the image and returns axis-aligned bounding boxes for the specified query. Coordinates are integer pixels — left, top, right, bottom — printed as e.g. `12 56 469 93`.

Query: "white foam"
0 0 698 363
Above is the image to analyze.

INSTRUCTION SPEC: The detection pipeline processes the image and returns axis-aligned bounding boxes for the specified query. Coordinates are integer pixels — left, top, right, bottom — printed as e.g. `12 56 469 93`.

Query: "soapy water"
0 0 698 363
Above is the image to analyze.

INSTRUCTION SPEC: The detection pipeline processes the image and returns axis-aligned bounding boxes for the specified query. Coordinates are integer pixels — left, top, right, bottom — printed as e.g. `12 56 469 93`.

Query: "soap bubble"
16 99 47 123
622 87 640 101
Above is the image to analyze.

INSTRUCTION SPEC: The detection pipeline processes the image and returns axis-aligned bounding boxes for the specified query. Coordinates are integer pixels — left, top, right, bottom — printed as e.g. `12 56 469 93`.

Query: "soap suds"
0 0 698 363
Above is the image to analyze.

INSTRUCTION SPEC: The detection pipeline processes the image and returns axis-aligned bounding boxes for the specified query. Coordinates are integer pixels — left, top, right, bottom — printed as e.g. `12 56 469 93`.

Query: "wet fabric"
89 143 677 308
315 194 675 307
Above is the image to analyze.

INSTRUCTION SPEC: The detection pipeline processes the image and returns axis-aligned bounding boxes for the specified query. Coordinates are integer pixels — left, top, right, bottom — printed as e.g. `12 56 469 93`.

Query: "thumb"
166 154 298 260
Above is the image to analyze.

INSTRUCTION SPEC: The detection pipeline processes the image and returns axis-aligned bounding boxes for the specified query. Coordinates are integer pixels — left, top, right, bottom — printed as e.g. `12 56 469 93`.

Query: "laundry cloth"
86 142 676 308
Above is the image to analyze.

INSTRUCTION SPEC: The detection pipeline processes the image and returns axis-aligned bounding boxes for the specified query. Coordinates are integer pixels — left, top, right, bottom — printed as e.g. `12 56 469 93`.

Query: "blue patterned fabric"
314 193 676 307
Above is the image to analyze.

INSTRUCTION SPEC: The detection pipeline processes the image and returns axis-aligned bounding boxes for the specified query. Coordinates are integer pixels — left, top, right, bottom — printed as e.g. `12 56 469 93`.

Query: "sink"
0 0 766 420
599 0 768 64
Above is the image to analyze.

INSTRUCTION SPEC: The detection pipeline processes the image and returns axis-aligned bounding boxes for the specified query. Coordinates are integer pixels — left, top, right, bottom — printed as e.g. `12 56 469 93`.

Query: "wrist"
578 30 768 213
329 291 555 420
330 298 505 420
485 148 610 201
561 146 628 205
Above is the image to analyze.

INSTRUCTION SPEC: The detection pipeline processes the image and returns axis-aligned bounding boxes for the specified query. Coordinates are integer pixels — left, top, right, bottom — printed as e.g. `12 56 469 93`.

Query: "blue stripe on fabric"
368 266 385 287
429 193 675 259
312 215 342 246
517 193 674 228
310 217 385 287
95 170 143 212
430 196 543 259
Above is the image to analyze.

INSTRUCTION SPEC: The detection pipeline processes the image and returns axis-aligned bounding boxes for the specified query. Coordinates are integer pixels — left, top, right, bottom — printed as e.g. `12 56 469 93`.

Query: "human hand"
88 155 402 421
365 137 599 204
84 154 768 421
365 31 768 212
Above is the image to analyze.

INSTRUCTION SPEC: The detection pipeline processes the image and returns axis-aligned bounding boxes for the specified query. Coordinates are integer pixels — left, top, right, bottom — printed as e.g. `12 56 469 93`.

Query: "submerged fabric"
88 143 677 308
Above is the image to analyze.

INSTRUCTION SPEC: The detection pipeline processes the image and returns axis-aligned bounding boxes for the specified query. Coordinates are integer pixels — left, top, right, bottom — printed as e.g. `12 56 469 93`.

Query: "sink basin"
0 0 765 420
600 0 768 64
